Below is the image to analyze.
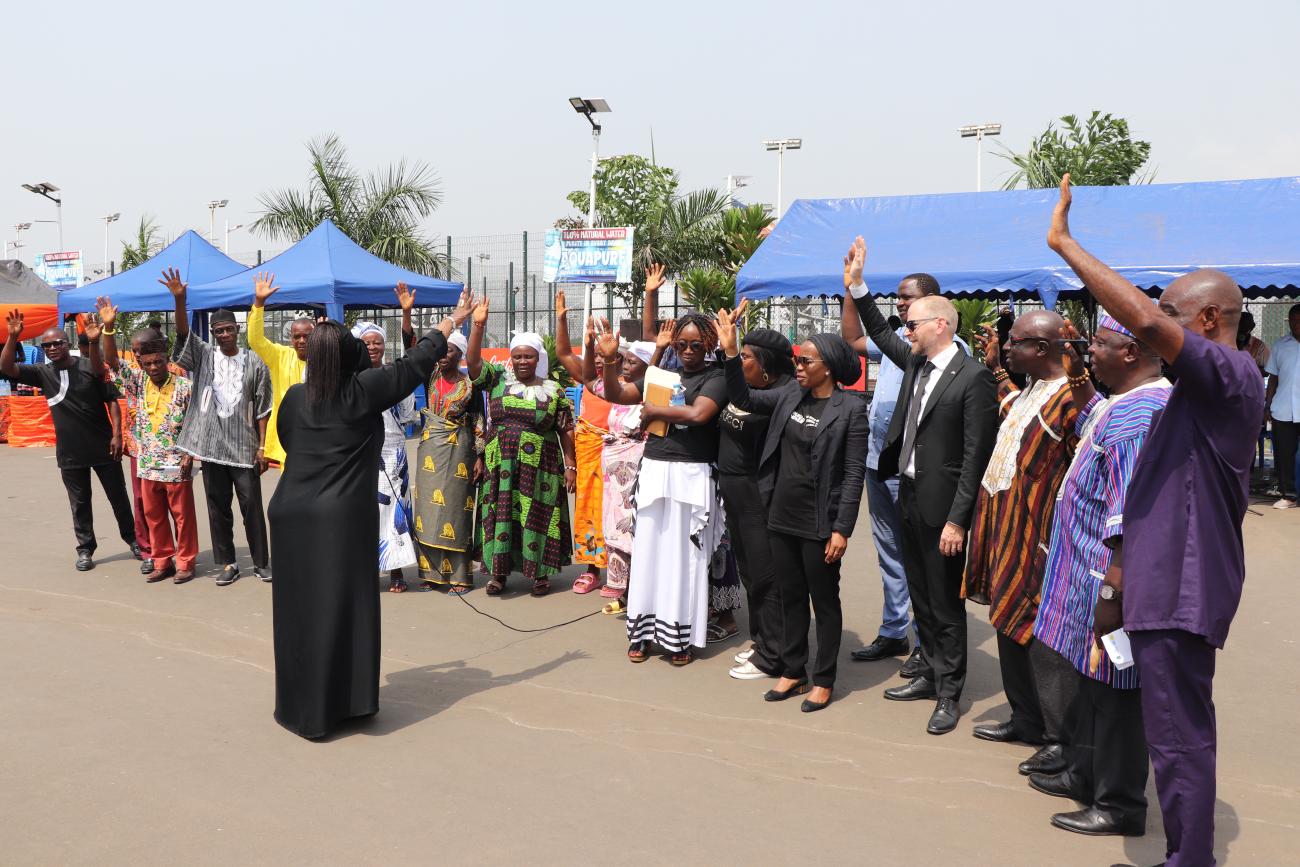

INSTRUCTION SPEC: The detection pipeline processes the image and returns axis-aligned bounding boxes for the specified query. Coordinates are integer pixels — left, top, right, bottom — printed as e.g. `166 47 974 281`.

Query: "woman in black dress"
717 328 795 681
717 306 869 713
268 292 470 739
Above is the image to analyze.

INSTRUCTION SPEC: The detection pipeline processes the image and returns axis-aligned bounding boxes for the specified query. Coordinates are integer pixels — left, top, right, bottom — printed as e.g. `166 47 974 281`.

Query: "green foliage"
721 204 775 277
998 112 1153 190
1056 298 1094 334
677 268 736 315
253 135 452 278
950 298 999 348
119 216 163 272
540 334 572 388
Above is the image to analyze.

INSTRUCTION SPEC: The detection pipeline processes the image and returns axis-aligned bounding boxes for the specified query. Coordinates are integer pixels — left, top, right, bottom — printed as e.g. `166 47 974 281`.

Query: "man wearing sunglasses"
845 236 999 736
2 312 139 571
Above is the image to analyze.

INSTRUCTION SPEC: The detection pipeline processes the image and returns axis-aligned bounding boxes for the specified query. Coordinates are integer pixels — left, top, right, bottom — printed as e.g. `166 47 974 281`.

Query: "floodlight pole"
959 123 1002 192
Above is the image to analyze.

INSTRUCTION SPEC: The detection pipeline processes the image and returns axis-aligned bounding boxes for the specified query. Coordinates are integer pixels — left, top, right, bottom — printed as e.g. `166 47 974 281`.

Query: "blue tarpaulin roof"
736 176 1300 309
57 230 249 316
191 219 462 321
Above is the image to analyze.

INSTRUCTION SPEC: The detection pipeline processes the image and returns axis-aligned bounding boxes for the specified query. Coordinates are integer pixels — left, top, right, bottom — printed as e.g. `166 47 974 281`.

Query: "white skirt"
626 458 726 651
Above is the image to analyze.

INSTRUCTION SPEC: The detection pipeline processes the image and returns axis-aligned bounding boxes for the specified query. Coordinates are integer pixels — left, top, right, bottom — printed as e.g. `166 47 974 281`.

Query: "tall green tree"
119 216 163 272
998 111 1153 190
253 135 452 277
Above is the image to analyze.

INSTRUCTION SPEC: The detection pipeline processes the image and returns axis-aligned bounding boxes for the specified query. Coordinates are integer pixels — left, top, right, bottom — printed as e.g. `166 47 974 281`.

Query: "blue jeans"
865 469 914 640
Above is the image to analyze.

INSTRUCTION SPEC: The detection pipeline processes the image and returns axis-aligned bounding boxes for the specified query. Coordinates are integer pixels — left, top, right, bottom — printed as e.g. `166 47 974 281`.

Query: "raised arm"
640 262 666 340
552 290 586 383
840 251 869 356
844 237 911 367
395 282 417 350
94 297 124 372
248 272 286 363
466 296 488 381
595 318 643 404
360 290 471 414
718 304 783 413
1047 175 1183 363
161 268 190 339
84 314 106 377
2 310 24 379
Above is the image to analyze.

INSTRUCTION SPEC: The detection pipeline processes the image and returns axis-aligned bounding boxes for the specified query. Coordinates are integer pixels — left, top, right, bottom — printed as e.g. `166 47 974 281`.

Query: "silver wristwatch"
1099 584 1121 601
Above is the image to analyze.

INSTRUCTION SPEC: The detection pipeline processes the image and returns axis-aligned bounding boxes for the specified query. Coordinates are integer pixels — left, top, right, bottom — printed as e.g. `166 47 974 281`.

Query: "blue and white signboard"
543 227 635 283
34 251 85 291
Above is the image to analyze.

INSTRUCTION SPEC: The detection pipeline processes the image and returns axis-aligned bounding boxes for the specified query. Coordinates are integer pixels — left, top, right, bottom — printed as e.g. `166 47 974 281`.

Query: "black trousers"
719 474 784 675
770 530 842 688
1274 419 1299 497
1064 667 1149 822
897 477 967 699
202 462 269 568
1030 639 1079 746
998 633 1046 741
60 462 136 555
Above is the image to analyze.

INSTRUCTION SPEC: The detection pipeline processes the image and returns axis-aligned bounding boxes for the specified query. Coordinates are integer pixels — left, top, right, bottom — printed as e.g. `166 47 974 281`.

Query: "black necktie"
899 361 935 472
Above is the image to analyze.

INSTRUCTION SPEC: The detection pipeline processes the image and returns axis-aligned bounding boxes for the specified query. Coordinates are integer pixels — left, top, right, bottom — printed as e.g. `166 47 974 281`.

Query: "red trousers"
130 455 151 557
141 478 198 572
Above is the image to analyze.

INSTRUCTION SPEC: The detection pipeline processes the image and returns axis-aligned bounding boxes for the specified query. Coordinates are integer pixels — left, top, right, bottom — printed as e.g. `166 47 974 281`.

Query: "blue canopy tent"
190 219 462 320
57 230 250 317
736 176 1300 309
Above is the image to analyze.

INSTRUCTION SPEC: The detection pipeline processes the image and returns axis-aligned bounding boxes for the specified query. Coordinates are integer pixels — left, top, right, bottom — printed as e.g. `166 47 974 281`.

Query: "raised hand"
593 316 620 360
1047 173 1073 252
7 309 25 338
655 318 674 350
158 267 187 298
555 289 568 320
83 314 102 342
470 294 490 327
848 236 866 287
95 296 118 331
716 306 740 357
976 324 1001 370
394 281 416 312
253 271 279 306
449 287 473 327
1060 319 1087 379
645 261 666 294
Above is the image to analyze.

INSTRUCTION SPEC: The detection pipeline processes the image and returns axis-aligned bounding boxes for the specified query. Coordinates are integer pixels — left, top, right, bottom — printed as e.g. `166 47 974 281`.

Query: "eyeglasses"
794 355 822 367
903 317 938 332
40 339 68 349
1006 337 1046 348
673 340 707 353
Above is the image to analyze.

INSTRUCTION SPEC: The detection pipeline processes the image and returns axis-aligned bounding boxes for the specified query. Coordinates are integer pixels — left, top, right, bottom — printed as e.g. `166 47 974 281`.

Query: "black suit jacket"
851 292 998 529
723 355 870 539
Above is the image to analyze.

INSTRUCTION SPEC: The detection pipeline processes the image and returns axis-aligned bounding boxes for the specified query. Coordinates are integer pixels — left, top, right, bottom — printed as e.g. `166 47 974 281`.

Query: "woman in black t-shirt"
718 328 795 682
718 307 869 713
600 313 728 667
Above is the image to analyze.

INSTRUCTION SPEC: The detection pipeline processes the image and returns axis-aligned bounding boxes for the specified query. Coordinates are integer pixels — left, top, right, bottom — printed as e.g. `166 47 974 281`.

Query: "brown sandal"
628 641 650 663
485 578 505 596
670 649 693 667
530 578 550 597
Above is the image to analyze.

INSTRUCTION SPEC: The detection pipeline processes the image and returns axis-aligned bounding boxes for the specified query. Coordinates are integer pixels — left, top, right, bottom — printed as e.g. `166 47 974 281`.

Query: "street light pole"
21 182 63 250
569 97 612 330
101 213 120 275
224 221 244 254
207 199 228 244
762 139 802 217
11 223 31 264
959 123 1002 192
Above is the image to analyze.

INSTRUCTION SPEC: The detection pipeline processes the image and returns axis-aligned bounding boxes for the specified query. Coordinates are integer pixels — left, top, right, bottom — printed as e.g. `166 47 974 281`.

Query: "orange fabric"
7 305 59 342
0 395 9 442
6 396 126 449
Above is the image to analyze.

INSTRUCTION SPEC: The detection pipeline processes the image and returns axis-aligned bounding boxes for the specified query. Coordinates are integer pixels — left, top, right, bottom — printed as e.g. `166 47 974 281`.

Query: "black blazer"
723 354 870 539
851 293 998 529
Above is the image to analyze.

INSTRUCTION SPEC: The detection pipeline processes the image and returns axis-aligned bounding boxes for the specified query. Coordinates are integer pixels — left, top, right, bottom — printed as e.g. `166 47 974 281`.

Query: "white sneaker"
728 660 774 680
1273 498 1297 510
1265 487 1283 498
734 647 755 665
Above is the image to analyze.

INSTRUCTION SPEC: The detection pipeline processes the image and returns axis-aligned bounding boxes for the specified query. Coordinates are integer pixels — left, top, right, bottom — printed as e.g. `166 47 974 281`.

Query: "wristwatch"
1099 584 1121 601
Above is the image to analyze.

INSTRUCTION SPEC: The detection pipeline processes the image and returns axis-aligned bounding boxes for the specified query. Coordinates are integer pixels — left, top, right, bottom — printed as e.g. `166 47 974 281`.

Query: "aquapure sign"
543 227 635 283
34 251 85 291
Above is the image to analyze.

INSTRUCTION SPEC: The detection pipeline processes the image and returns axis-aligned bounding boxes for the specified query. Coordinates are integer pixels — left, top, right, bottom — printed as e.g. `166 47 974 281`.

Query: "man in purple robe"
1046 175 1265 867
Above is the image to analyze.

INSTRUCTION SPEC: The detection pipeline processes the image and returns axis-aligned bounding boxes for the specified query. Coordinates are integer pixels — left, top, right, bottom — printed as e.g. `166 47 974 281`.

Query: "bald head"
40 327 65 344
1018 310 1065 340
1160 269 1242 346
1007 310 1066 379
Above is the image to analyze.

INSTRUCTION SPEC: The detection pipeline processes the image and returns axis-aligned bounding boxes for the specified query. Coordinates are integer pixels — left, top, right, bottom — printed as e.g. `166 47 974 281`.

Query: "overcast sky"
3 0 1297 269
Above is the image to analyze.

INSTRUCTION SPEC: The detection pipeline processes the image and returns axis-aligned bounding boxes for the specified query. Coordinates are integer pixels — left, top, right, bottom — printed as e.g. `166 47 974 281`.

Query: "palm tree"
253 135 452 278
119 216 164 271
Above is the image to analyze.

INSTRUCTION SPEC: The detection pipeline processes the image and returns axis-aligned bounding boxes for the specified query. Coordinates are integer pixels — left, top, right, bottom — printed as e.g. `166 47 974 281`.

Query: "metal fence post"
257 250 263 266
467 257 472 294
508 262 515 335
446 236 452 278
521 231 528 329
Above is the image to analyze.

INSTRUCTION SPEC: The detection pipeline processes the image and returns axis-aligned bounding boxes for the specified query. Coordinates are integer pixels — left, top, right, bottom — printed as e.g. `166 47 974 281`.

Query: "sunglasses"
794 355 822 367
903 317 938 332
41 339 68 349
673 340 707 353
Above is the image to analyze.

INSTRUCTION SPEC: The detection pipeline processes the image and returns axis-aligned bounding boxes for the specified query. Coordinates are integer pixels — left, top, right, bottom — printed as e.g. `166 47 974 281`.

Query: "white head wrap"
509 331 548 379
351 321 385 342
447 331 468 355
627 340 655 365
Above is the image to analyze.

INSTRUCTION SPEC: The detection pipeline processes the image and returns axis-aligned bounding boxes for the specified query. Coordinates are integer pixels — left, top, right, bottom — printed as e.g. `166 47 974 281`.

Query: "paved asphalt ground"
1 444 1297 866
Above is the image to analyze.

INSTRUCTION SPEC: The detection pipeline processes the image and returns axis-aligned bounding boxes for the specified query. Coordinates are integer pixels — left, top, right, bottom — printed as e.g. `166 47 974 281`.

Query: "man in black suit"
845 236 998 734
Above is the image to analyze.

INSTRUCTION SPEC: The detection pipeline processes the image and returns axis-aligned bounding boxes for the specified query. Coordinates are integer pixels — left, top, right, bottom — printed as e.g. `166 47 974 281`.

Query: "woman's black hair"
672 312 719 350
746 343 794 380
306 321 343 407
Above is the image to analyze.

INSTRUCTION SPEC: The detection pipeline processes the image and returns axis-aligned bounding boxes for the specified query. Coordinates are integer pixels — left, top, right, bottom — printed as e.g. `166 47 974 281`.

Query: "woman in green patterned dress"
412 330 485 593
466 298 577 597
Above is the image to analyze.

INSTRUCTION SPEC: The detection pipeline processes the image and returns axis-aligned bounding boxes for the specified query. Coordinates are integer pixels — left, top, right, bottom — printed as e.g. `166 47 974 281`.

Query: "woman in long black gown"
268 294 470 739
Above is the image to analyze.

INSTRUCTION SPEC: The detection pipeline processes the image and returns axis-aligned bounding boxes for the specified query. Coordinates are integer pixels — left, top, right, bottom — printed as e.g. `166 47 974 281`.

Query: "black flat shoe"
973 720 1043 745
926 697 961 735
1028 771 1084 801
764 679 811 702
131 542 145 561
140 559 155 576
1050 807 1145 837
75 553 94 572
850 635 909 662
899 647 924 679
883 676 937 701
800 694 833 713
1019 743 1066 776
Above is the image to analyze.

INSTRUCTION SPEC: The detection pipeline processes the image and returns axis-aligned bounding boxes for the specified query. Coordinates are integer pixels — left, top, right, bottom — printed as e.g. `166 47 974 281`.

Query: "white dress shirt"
1265 334 1300 422
904 341 960 478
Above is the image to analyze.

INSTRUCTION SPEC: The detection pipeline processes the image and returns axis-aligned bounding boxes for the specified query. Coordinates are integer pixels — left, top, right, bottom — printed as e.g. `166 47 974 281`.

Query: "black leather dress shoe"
75 553 94 572
973 720 1043 745
1050 806 1145 837
926 697 960 735
1028 771 1083 800
883 676 937 701
140 559 155 575
851 635 909 662
899 647 924 679
1018 743 1066 776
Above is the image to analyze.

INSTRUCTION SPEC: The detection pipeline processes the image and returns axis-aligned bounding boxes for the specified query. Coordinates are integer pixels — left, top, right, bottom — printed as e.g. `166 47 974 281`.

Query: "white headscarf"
447 331 468 355
627 340 655 365
351 321 385 342
509 331 548 379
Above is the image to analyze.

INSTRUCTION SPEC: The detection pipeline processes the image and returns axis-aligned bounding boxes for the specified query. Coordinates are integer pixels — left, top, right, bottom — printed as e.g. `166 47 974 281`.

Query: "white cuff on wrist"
849 281 870 299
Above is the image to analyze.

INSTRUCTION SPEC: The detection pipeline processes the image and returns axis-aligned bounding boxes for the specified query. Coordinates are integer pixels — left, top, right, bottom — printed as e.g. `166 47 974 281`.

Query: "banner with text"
543 227 635 284
34 251 84 291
